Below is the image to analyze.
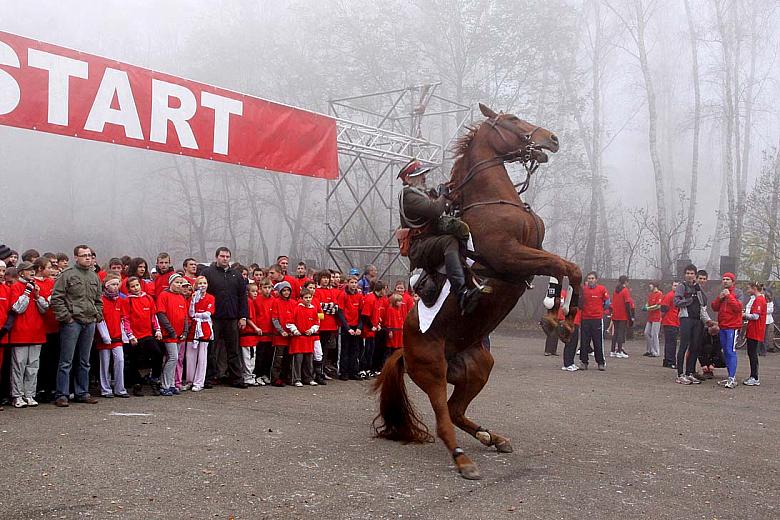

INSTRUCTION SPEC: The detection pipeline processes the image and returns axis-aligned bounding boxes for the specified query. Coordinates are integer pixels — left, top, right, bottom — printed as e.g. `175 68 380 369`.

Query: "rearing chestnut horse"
373 103 582 480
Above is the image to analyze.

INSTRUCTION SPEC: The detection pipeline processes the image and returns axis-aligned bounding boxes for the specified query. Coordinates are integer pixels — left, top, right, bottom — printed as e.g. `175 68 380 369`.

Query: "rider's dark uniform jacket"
399 186 448 229
400 185 458 271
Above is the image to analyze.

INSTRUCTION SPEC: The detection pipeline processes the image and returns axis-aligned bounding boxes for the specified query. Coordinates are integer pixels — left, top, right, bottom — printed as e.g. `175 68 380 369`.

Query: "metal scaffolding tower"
326 84 470 278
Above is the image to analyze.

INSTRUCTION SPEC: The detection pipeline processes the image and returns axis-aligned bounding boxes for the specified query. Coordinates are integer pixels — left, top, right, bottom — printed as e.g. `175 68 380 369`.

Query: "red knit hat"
722 272 736 281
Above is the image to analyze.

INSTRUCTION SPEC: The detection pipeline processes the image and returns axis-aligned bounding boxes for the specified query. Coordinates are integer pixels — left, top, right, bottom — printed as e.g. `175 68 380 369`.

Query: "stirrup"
458 287 480 315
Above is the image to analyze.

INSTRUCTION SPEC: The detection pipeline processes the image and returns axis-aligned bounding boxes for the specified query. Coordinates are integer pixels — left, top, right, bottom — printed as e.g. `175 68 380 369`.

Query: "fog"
1 0 779 279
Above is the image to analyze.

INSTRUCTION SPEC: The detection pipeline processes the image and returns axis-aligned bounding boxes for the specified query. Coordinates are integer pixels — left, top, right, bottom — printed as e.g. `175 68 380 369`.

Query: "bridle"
448 116 543 200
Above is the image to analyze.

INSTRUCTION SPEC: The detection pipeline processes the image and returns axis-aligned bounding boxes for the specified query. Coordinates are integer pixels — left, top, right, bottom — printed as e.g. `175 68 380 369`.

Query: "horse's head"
478 103 559 164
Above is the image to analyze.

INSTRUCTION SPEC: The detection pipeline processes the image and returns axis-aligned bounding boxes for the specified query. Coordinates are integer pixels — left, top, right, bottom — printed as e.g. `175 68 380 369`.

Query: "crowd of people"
0 243 415 410
548 266 775 388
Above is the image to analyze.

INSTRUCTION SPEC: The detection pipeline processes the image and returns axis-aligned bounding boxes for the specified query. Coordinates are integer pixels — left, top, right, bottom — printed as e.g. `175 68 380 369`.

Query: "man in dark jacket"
50 244 103 406
398 159 478 313
202 246 248 388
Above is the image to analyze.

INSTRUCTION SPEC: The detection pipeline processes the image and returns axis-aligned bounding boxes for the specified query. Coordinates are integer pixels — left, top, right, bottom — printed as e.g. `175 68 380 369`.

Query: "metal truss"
326 84 471 279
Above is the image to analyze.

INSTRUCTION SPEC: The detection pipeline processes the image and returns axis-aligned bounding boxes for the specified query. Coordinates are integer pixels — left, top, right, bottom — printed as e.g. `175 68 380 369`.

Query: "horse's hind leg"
405 334 482 480
447 346 513 453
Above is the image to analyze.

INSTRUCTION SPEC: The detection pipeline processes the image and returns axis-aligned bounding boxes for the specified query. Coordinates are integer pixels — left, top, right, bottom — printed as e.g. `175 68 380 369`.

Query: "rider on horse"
398 159 480 314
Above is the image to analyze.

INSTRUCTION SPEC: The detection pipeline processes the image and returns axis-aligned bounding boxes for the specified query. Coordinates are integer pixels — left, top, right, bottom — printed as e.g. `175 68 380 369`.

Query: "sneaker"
256 378 266 386
191 386 203 392
12 397 27 408
272 379 286 387
294 381 303 387
686 374 701 384
116 393 130 398
132 384 144 397
101 393 114 398
260 375 271 385
743 377 760 386
724 378 737 389
578 364 588 370
170 387 180 395
247 379 260 386
181 383 193 391
597 364 606 371
690 373 705 382
566 364 580 371
308 380 319 386
642 352 651 357
159 388 173 396
616 352 629 359
323 374 333 381
609 352 616 358
676 375 692 385
25 397 39 407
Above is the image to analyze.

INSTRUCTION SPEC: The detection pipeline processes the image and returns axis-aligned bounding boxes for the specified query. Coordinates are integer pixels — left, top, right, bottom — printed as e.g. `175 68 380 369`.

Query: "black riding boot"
444 250 480 314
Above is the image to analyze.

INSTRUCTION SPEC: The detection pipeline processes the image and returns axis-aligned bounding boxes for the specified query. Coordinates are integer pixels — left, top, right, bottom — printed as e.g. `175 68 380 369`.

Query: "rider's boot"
444 250 480 314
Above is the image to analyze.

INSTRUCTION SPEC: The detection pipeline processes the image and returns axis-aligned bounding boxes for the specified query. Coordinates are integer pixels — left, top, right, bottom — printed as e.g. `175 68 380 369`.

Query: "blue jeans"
56 321 96 399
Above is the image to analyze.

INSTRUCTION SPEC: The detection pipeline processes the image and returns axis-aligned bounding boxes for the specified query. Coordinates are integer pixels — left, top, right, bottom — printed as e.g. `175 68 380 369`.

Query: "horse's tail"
372 349 433 444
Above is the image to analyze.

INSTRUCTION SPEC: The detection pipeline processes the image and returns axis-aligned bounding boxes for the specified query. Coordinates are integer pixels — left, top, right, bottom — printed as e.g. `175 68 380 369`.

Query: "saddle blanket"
412 235 476 333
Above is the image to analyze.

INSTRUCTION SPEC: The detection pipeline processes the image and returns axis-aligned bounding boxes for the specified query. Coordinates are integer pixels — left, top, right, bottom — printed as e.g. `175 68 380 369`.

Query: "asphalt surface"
1 335 778 520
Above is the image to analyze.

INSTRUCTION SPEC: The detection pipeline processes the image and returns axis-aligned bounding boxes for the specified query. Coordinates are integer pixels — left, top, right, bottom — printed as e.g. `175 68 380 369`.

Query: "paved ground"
1 335 778 520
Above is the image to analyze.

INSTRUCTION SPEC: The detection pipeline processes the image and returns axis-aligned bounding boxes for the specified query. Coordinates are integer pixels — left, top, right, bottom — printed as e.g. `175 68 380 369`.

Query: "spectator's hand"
355 329 362 336
348 329 355 336
239 318 247 330
154 331 162 341
304 329 311 336
388 331 393 339
282 331 289 337
371 326 377 332
253 326 261 334
178 334 186 341
720 289 730 299
130 337 138 346
293 330 301 336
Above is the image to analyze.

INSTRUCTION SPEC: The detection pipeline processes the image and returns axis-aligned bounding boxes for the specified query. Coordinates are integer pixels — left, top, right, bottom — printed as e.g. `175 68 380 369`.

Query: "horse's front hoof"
459 463 482 480
495 439 513 453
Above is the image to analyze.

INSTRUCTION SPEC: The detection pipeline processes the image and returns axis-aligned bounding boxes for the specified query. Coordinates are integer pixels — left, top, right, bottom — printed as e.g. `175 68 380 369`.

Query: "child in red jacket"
155 274 189 396
288 288 320 386
271 281 296 386
121 276 163 396
314 270 339 382
743 282 767 386
96 273 129 398
7 261 48 408
253 278 275 385
384 294 405 353
240 282 263 386
187 276 214 392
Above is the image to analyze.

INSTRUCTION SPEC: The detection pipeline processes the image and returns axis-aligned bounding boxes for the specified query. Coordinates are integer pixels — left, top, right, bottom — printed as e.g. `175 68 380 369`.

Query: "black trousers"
339 330 362 377
611 320 627 351
124 336 163 386
746 338 760 379
579 319 605 365
677 318 703 376
253 341 274 380
207 319 244 384
544 332 559 355
662 325 678 365
562 325 580 366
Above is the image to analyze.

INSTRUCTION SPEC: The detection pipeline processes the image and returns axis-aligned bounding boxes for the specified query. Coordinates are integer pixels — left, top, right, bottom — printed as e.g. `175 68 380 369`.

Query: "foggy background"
1 0 779 279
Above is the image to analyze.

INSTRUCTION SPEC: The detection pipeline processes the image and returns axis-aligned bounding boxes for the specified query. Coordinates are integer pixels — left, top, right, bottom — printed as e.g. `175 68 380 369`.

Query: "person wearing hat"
6 261 49 408
709 272 742 388
0 244 13 264
270 280 296 386
397 158 479 314
50 245 103 406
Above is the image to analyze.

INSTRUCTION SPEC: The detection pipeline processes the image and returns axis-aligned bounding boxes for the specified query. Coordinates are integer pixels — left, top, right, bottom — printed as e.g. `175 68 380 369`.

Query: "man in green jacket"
50 245 103 407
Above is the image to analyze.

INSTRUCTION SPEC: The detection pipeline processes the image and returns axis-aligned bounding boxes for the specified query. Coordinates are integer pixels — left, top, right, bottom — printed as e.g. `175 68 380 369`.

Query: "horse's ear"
479 103 498 119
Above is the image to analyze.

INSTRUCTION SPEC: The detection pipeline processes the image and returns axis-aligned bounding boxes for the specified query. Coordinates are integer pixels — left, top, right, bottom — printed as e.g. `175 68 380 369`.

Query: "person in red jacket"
743 282 766 386
360 280 386 379
239 282 263 386
313 270 338 383
384 294 405 355
288 288 320 386
337 275 364 380
270 281 297 386
32 256 59 402
610 275 634 358
660 281 680 369
96 273 129 398
187 275 215 392
643 282 663 357
710 272 742 388
121 277 163 396
150 252 176 298
393 280 416 319
7 262 49 408
579 271 610 370
252 278 275 385
156 274 189 395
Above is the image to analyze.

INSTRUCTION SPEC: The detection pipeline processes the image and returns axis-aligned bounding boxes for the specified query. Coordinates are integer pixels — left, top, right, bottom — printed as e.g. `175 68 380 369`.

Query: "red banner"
0 31 338 179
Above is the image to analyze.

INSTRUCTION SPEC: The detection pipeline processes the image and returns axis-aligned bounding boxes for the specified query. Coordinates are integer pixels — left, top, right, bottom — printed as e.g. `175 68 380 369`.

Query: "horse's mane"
451 124 480 157
448 123 481 185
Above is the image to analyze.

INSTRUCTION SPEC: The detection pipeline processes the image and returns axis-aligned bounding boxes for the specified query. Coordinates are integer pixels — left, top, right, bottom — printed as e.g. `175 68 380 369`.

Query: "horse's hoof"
495 440 514 453
459 464 482 480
